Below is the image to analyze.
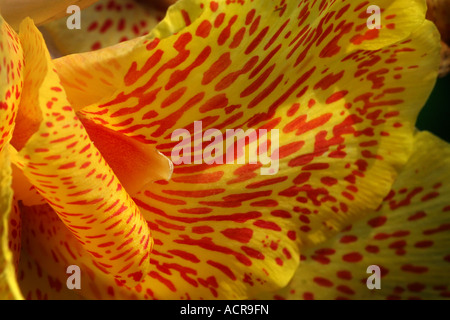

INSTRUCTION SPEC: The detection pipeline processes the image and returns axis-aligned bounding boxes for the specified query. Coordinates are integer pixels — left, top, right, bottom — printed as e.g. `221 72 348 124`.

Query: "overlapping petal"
0 16 23 153
262 131 450 300
0 15 24 300
0 149 23 299
55 0 440 245
0 0 443 301
33 0 440 299
10 18 155 288
43 0 166 55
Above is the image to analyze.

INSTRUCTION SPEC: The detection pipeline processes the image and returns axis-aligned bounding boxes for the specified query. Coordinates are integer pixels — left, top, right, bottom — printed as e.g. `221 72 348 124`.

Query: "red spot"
321 177 338 186
401 264 429 274
275 257 283 266
337 285 355 295
408 283 425 292
58 162 76 170
253 220 282 231
241 246 264 260
340 235 357 244
214 13 225 28
192 226 214 234
221 228 253 244
287 231 296 241
423 224 450 236
326 90 348 104
408 211 427 221
365 245 379 253
313 277 333 287
342 252 363 263
368 216 387 228
181 10 191 26
149 271 176 292
336 270 352 280
421 192 439 202
207 260 236 280
100 19 113 33
168 250 200 263
350 29 379 45
202 53 232 85
414 241 434 248
210 1 218 12
314 71 345 90
303 292 314 300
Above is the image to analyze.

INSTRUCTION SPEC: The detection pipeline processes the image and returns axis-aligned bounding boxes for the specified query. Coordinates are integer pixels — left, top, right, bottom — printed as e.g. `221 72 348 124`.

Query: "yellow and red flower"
0 0 448 300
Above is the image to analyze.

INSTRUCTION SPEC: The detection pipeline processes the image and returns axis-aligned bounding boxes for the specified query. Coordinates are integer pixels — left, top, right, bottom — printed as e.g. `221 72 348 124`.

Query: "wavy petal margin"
261 131 450 300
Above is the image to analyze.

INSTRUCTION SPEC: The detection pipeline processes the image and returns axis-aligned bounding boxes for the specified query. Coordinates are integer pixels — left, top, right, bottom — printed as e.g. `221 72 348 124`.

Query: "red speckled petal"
11 18 153 287
262 131 450 300
0 16 23 153
43 0 166 55
18 204 91 300
57 0 439 246
41 0 440 299
0 15 23 300
17 204 141 299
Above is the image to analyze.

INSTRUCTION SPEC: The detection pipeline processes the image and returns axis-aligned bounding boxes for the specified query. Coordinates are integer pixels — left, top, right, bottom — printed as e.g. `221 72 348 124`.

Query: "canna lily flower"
0 0 447 300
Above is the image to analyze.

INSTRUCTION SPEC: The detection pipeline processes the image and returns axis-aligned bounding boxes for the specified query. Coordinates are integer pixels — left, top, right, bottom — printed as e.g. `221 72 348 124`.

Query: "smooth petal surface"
263 131 450 300
11 18 154 287
46 0 440 299
0 0 98 29
44 0 165 55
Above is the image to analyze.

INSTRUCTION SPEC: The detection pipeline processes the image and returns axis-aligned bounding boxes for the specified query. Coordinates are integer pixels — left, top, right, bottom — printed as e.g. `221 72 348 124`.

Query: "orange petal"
79 115 173 195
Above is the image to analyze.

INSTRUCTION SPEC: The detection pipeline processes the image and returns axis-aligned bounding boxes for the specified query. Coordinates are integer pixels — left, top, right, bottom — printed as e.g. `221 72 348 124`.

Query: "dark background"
417 75 450 142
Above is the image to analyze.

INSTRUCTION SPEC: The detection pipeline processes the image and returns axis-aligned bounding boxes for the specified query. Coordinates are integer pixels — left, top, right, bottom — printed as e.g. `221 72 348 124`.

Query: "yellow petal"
0 14 24 301
46 0 440 299
263 131 450 300
58 0 439 246
0 149 23 300
11 18 154 287
18 203 140 299
43 0 165 55
0 0 98 29
0 15 23 153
